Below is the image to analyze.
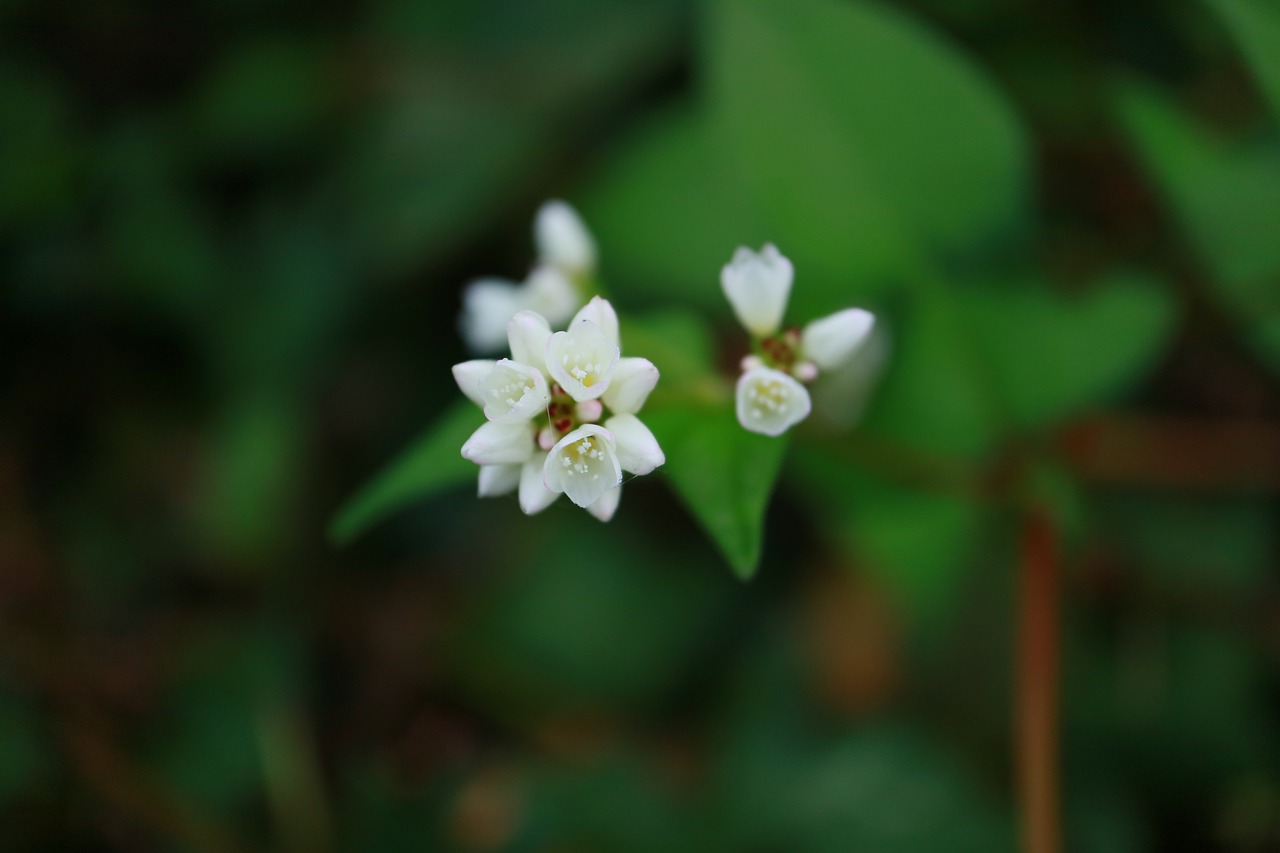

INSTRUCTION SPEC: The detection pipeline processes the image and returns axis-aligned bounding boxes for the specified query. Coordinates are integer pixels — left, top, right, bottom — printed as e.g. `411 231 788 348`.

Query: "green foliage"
329 401 478 545
1115 79 1280 374
962 272 1177 429
1206 0 1280 124
645 404 789 579
705 0 1030 313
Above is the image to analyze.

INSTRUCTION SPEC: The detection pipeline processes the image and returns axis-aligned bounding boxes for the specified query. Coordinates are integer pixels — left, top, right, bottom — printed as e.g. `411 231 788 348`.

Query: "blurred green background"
3 0 1280 849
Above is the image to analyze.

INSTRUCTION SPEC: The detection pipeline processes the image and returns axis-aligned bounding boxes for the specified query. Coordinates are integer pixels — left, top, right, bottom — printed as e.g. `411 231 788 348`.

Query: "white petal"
478 464 520 497
461 421 535 465
542 424 622 508
534 199 597 276
721 243 793 338
452 359 497 408
605 414 664 475
735 366 811 436
518 457 559 515
459 278 521 353
546 319 619 401
569 296 620 349
802 308 876 370
506 310 552 375
601 357 659 415
525 266 579 327
586 485 621 522
478 359 550 423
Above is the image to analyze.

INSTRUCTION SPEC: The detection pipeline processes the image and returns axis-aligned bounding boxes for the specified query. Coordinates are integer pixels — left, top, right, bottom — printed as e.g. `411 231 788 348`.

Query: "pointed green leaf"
706 0 1031 311
329 401 479 545
1206 0 1280 126
644 405 787 579
962 272 1177 429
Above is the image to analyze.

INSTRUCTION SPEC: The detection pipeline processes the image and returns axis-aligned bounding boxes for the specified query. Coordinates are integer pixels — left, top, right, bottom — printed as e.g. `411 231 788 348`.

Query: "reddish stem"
1016 509 1061 853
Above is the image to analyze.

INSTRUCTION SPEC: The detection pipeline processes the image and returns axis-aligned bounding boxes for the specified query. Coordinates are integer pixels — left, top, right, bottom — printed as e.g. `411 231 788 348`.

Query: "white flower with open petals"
721 244 793 338
547 297 621 402
543 424 622 510
736 367 812 437
453 295 663 521
721 244 879 436
458 201 596 354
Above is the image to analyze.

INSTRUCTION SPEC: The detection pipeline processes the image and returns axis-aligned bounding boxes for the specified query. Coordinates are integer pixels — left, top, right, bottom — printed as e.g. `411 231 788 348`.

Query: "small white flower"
546 319 620 402
605 413 665 475
459 279 523 353
543 424 623 509
721 243 793 338
454 295 663 521
478 359 551 424
601 358 659 415
535 199 597 278
461 421 537 466
525 266 578 328
518 458 559 515
735 367 812 437
586 486 622 522
802 308 876 370
452 359 497 407
478 464 521 497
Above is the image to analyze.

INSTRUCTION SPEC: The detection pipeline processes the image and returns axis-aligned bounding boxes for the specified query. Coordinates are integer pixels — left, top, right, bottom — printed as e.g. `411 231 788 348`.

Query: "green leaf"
706 0 1031 312
792 446 986 621
1114 79 1280 373
858 287 1002 456
961 272 1177 429
329 401 479 545
1206 0 1280 125
582 105 767 310
644 405 788 579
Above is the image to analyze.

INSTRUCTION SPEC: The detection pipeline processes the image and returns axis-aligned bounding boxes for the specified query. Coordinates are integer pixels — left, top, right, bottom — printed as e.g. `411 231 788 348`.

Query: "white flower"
454 296 664 520
736 367 812 437
543 424 622 509
721 244 793 337
801 308 875 370
459 278 523 353
458 201 593 354
535 200 597 278
721 244 879 436
546 297 621 402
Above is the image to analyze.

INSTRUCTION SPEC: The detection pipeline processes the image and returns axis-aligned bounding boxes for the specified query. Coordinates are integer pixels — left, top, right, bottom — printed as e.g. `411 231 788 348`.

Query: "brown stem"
1016 509 1061 853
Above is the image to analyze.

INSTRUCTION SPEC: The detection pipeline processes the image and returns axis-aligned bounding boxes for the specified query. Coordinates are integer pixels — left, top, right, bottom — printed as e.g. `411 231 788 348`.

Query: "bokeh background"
4 0 1280 850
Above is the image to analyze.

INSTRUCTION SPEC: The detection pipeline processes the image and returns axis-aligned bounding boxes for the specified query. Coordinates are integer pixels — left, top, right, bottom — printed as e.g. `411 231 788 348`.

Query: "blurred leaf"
962 272 1176 429
1093 493 1274 595
0 62 80 228
347 95 545 275
583 106 767 310
619 309 718 394
1206 0 1280 124
706 0 1031 313
523 753 696 852
189 39 333 156
0 690 52 804
330 401 479 545
858 287 1001 456
792 446 987 621
1114 79 1280 373
450 518 736 719
644 404 788 578
196 395 305 568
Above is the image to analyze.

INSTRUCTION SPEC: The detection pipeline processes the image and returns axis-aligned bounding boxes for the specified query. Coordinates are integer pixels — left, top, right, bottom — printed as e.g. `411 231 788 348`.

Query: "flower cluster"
722 244 876 436
459 200 597 353
453 297 665 521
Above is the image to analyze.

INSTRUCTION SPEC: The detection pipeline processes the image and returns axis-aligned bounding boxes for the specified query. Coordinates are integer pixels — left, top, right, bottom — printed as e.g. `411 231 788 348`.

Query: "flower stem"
1016 508 1061 853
